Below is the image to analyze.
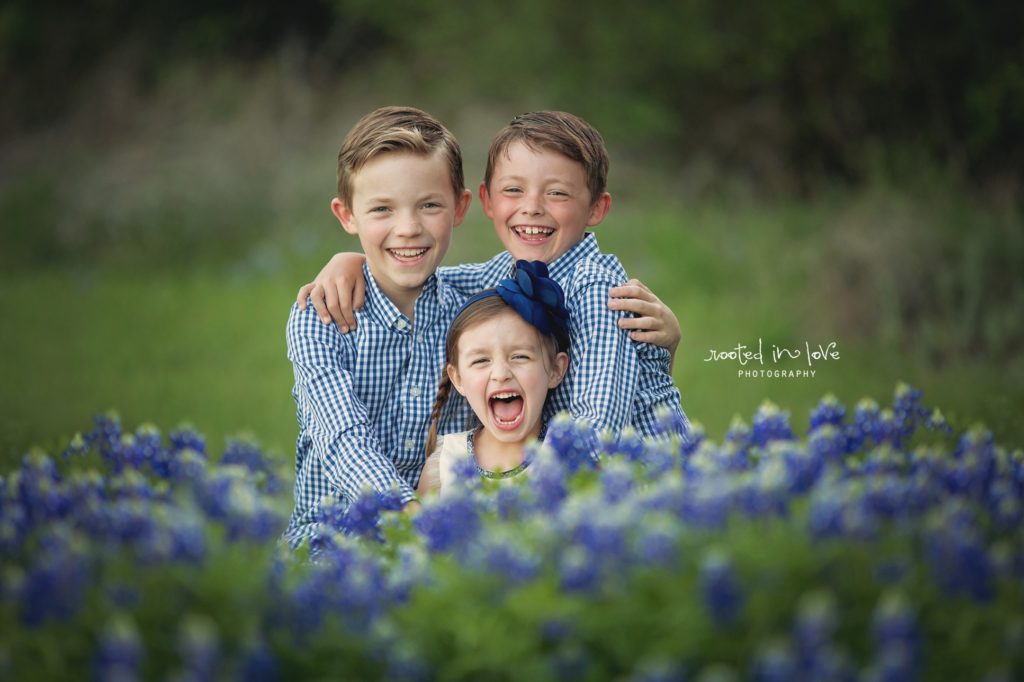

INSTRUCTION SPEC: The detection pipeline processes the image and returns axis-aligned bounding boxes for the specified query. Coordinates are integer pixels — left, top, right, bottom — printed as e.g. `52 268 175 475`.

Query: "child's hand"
296 253 368 332
608 279 681 365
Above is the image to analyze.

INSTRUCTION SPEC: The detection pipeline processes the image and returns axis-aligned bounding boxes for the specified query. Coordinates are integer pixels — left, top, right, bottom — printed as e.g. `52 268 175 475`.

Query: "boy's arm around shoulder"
287 301 417 506
561 259 641 435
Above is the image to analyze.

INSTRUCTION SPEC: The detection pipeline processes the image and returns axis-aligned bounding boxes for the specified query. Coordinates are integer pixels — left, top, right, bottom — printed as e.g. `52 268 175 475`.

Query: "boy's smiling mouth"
387 247 429 263
489 390 525 430
511 225 554 242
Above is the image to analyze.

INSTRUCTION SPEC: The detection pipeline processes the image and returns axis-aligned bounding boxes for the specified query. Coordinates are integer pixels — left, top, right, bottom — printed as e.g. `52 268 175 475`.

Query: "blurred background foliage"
1 0 1022 465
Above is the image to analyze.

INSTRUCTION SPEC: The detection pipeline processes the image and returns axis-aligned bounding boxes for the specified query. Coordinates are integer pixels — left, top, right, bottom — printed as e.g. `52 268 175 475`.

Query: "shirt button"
416 334 424 343
410 386 421 397
405 439 415 449
396 319 407 330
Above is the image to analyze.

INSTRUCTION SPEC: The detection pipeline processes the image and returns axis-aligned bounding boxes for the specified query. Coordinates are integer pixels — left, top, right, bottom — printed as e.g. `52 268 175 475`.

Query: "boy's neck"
367 266 421 321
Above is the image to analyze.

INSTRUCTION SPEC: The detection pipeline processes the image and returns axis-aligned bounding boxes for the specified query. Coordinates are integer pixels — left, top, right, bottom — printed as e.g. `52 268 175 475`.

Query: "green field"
3 199 1021 472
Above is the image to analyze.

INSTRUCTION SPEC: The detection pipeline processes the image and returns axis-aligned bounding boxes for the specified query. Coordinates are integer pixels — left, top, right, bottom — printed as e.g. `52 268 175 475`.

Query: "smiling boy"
283 107 474 547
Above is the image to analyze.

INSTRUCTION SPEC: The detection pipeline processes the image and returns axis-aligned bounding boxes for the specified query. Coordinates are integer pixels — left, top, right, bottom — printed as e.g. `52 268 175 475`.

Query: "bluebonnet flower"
642 437 679 478
175 614 220 682
60 431 89 459
680 421 706 458
494 483 528 521
923 505 994 601
169 424 206 456
527 445 568 514
412 489 481 554
235 636 280 682
987 479 1022 530
221 438 270 477
807 425 846 465
606 426 645 462
700 550 744 627
751 401 795 447
477 531 540 585
810 393 846 431
793 590 838 663
559 545 600 592
336 486 402 541
631 515 680 568
544 414 599 472
86 411 123 461
17 451 65 525
95 614 143 682
851 398 881 446
448 451 481 488
871 590 919 679
169 448 208 485
600 459 635 503
750 639 798 682
19 526 90 625
724 416 752 465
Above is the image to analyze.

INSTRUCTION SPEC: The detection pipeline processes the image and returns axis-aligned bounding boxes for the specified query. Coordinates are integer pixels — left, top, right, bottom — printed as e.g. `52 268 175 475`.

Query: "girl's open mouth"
489 391 525 431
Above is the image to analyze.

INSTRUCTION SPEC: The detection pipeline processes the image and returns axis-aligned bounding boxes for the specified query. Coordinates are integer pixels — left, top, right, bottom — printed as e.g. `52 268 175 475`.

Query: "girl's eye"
470 358 489 366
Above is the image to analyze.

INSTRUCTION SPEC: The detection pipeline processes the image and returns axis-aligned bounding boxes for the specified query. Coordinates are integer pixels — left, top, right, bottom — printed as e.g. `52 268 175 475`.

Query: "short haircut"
336 106 465 208
484 111 609 204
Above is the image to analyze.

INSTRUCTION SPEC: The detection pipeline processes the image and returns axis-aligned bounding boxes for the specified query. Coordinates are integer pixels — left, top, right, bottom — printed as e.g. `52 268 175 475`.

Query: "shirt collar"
362 262 447 332
545 232 599 282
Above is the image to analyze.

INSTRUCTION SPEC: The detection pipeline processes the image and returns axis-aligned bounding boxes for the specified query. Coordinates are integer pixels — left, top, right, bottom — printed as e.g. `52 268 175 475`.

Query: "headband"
452 260 569 340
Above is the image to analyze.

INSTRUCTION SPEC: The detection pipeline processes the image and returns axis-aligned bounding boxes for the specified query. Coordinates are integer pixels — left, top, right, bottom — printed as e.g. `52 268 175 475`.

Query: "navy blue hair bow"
452 260 569 342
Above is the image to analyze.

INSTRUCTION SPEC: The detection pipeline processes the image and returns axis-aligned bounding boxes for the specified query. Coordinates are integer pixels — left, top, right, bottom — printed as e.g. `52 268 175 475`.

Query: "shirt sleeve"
287 302 417 505
559 267 640 435
437 255 509 297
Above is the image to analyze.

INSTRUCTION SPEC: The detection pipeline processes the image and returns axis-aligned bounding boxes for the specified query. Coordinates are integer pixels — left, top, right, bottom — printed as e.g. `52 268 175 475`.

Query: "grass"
2 198 1022 473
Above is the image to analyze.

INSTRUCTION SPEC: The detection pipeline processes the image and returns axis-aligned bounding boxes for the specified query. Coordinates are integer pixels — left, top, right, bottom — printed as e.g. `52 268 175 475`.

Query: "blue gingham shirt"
441 233 690 439
283 264 471 546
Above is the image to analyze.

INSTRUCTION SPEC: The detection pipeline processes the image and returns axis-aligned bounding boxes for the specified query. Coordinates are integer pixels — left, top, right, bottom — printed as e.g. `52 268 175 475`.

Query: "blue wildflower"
559 545 600 593
631 516 679 568
600 460 635 503
544 413 599 472
625 657 687 682
793 590 838 663
871 590 920 677
95 614 143 682
169 424 206 456
751 401 795 447
176 614 220 682
810 393 846 430
924 506 994 601
807 425 846 465
527 446 568 514
680 421 706 458
336 486 402 541
700 550 744 627
751 639 798 682
236 637 280 682
20 526 90 626
412 490 481 554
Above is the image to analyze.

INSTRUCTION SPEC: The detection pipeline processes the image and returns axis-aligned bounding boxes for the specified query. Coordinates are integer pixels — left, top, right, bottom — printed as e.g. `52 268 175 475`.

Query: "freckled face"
448 310 568 444
479 141 610 264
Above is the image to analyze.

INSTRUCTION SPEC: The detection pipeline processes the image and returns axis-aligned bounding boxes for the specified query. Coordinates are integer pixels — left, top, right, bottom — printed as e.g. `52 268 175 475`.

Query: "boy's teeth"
390 248 427 257
515 226 553 236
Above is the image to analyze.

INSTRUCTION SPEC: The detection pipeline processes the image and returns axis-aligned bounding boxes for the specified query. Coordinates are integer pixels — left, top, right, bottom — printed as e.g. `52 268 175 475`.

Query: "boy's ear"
331 197 358 236
478 182 494 220
446 364 465 396
586 192 612 227
548 352 570 389
453 189 473 227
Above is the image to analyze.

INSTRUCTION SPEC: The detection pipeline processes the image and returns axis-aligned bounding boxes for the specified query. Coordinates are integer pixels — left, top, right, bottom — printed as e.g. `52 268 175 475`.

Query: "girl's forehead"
457 310 545 347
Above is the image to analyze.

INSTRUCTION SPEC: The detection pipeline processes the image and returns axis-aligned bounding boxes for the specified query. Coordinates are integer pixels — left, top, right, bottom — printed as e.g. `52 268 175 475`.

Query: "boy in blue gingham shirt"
283 107 475 547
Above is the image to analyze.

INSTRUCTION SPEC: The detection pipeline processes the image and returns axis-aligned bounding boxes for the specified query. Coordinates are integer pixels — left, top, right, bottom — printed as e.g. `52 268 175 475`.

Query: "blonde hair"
424 294 566 457
336 106 465 208
483 111 609 204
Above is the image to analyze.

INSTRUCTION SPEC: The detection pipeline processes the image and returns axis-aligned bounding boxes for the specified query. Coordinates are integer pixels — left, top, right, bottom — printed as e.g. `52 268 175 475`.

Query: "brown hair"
424 294 567 457
336 106 465 208
483 111 609 204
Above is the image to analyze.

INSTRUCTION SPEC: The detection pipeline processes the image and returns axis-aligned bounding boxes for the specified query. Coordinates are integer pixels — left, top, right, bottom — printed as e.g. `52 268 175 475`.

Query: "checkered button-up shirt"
441 233 689 439
283 264 470 546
